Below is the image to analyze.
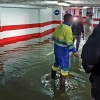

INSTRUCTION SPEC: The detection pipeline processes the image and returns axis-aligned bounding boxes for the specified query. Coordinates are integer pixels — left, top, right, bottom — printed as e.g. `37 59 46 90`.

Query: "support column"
53 6 62 28
75 9 79 17
93 7 99 27
93 7 98 19
82 8 87 24
82 8 87 17
67 9 71 13
71 9 74 15
39 9 43 34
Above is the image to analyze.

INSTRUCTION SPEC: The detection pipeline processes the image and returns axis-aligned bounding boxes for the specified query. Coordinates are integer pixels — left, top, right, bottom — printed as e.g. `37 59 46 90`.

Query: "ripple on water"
40 72 89 100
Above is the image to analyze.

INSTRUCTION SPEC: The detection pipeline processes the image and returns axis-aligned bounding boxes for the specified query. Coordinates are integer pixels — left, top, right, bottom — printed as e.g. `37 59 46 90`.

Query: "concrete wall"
93 8 100 27
1 8 39 39
39 8 53 33
0 5 62 49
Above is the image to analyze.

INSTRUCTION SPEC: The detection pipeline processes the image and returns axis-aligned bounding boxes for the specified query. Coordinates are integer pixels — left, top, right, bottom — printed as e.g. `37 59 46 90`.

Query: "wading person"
81 23 100 100
51 13 78 87
72 16 84 51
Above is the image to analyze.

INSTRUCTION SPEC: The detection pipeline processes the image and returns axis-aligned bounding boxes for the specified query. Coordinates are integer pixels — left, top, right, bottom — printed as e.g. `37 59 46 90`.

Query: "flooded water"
0 38 92 100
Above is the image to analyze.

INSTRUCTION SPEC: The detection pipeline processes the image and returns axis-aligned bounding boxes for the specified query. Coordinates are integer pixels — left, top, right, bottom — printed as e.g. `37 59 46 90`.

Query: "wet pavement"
0 38 92 100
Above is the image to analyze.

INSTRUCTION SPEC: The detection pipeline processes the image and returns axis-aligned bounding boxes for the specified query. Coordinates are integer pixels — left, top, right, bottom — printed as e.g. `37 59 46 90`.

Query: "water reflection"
0 55 5 73
0 38 92 100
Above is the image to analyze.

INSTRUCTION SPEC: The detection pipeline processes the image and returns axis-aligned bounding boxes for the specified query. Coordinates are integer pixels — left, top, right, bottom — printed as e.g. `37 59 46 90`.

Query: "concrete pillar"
53 6 62 27
93 7 98 19
75 9 79 16
82 8 87 25
82 8 87 17
71 9 74 15
67 9 71 13
38 9 42 34
93 7 99 27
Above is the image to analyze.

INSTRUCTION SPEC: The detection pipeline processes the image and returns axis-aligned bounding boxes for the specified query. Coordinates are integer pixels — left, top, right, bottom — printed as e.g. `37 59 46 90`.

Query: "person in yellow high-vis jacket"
51 13 78 87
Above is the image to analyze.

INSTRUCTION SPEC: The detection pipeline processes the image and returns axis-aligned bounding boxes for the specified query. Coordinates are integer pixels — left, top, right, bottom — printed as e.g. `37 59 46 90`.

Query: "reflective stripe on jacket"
53 23 76 57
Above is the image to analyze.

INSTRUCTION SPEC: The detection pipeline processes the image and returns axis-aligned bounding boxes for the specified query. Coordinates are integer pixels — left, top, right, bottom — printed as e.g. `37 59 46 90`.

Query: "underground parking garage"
0 0 100 100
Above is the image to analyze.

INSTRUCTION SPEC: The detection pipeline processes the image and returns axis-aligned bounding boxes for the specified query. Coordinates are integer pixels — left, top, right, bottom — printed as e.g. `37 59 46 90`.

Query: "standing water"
0 38 92 100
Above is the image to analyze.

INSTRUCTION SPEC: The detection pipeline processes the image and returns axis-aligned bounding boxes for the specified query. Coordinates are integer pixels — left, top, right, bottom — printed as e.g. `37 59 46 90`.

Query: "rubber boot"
51 69 57 80
60 73 66 87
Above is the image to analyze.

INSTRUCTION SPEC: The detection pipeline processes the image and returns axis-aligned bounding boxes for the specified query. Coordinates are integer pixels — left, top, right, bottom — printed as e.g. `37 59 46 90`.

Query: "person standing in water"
51 13 78 87
72 16 84 51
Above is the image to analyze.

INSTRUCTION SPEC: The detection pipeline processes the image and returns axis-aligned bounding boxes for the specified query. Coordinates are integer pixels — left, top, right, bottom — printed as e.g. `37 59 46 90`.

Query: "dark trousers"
89 74 100 100
73 35 81 51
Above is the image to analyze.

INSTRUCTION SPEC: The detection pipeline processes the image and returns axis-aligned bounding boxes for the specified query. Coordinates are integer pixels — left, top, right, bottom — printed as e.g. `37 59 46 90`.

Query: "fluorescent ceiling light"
41 1 58 4
83 6 89 9
65 1 81 4
28 1 58 5
58 2 70 6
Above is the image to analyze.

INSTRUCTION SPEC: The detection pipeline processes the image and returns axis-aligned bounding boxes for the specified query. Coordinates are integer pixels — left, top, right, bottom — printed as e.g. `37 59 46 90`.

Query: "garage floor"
0 38 92 100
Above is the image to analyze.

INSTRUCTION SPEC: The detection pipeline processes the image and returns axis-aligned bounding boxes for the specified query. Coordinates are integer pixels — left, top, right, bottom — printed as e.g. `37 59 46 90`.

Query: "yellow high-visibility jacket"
52 23 76 57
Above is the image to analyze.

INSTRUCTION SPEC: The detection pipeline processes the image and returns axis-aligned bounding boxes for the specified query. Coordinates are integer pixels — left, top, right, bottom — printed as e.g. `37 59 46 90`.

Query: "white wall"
0 5 62 51
53 7 62 21
52 7 62 28
1 8 39 25
40 8 53 22
97 10 100 19
39 8 53 33
1 8 39 39
93 8 100 26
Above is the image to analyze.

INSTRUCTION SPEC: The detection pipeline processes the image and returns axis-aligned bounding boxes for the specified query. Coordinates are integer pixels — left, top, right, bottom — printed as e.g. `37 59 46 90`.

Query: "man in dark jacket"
72 16 84 51
81 23 100 100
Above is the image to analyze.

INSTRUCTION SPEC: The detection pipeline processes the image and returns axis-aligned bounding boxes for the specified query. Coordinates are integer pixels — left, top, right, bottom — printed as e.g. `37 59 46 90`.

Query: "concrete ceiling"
0 0 100 7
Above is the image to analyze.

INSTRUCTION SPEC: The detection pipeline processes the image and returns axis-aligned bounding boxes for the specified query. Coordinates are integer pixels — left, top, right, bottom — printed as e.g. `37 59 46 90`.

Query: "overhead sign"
54 10 60 15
